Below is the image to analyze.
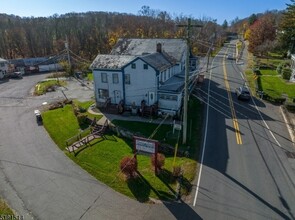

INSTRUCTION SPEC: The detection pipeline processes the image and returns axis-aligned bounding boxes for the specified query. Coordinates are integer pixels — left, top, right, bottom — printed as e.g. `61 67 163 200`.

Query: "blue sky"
0 0 289 24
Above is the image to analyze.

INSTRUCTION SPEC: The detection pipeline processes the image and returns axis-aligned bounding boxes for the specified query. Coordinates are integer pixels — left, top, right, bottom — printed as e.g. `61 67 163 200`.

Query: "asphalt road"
193 42 295 219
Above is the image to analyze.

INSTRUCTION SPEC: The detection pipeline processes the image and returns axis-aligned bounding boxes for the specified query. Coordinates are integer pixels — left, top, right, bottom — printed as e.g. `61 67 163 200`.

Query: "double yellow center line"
223 52 242 145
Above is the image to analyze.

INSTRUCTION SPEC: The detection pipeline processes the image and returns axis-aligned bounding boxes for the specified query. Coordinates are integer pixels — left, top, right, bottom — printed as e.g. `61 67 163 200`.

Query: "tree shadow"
127 173 151 202
157 169 177 195
163 200 202 220
223 173 292 220
127 171 201 219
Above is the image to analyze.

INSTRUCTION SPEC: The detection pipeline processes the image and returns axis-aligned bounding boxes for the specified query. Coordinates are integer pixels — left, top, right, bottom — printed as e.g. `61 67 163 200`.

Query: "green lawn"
43 105 81 150
0 199 13 215
259 69 278 76
42 101 103 150
260 76 295 100
73 100 99 120
67 136 196 201
246 53 295 102
42 99 200 201
112 120 174 144
258 58 287 68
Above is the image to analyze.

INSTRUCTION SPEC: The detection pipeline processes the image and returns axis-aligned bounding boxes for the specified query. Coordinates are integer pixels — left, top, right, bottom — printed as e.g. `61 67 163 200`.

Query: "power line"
177 18 203 145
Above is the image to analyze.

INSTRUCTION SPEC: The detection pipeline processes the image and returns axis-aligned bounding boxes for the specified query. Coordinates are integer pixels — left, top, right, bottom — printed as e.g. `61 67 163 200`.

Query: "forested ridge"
0 8 225 61
1 1 293 62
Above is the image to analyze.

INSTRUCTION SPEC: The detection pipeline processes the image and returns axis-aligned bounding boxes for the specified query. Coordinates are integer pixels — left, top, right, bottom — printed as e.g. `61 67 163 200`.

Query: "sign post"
133 136 159 175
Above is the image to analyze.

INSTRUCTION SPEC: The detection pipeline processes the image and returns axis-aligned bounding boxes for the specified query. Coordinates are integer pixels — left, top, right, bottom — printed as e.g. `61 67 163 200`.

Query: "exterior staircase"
66 120 108 153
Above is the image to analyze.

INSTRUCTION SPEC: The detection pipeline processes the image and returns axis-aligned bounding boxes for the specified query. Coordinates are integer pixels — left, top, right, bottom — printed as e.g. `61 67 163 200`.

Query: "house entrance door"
148 92 155 105
114 90 121 104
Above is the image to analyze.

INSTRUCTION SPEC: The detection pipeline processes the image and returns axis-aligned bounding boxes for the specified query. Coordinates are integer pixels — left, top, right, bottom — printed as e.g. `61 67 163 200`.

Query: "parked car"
227 54 235 60
236 86 250 100
10 71 23 79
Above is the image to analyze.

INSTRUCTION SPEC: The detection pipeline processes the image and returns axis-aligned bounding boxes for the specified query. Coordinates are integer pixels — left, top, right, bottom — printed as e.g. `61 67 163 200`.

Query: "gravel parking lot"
38 77 95 103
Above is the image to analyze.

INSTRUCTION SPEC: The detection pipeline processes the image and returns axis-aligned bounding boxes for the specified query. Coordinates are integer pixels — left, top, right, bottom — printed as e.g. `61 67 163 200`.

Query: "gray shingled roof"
111 38 187 62
0 58 8 63
141 53 173 72
159 72 185 93
90 55 136 70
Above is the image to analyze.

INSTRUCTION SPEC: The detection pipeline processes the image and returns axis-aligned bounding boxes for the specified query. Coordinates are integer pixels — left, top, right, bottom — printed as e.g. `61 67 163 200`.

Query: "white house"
0 58 8 79
90 38 197 116
290 54 295 82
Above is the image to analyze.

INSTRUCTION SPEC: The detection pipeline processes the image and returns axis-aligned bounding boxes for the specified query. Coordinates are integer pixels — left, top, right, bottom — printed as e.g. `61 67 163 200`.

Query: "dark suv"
236 86 250 100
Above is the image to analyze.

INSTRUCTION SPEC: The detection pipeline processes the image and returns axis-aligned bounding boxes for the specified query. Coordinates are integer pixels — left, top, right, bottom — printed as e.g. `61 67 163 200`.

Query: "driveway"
0 74 198 220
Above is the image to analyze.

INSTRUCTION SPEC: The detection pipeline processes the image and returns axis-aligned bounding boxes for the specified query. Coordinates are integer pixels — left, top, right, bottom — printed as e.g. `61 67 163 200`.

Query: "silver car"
236 86 250 100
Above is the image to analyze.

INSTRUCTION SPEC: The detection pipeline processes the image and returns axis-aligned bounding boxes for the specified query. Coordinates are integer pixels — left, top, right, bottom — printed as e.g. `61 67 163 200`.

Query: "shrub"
282 68 292 80
72 103 87 115
72 103 79 116
76 113 88 126
285 103 295 113
151 153 165 172
120 156 137 179
172 166 182 177
276 62 284 74
253 69 261 75
78 106 87 113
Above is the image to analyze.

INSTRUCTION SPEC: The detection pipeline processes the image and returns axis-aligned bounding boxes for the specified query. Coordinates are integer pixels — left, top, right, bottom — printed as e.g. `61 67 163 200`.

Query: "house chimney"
156 43 162 53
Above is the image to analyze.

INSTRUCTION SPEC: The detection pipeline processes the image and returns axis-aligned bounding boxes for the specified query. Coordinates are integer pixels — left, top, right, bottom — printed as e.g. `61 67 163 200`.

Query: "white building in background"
0 58 8 79
90 38 199 116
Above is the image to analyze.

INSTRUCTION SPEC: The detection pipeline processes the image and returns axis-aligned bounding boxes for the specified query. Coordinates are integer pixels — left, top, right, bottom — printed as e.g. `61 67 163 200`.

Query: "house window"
101 73 108 83
159 94 177 101
171 95 177 101
112 73 119 84
125 74 130 84
131 63 136 69
98 89 109 99
143 64 148 69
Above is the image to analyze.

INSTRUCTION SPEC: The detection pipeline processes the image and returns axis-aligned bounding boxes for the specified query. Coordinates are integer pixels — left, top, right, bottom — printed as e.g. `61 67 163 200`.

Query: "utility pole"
206 33 216 72
178 19 202 144
65 36 71 73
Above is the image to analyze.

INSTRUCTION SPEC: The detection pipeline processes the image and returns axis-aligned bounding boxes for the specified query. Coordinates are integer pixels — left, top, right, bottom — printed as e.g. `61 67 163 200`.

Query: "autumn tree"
0 8 225 60
278 0 295 54
248 13 277 55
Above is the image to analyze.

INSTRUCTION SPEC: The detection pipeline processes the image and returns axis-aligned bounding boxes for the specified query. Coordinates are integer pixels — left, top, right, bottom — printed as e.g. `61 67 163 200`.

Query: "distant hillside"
0 10 225 61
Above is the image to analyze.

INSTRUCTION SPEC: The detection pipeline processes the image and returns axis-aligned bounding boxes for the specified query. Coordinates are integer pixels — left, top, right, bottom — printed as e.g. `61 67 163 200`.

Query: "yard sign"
133 136 159 175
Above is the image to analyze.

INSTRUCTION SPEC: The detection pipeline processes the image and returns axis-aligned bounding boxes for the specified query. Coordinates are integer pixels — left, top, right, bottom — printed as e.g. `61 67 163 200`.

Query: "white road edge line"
249 87 282 148
280 106 295 146
239 71 245 81
193 55 216 207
